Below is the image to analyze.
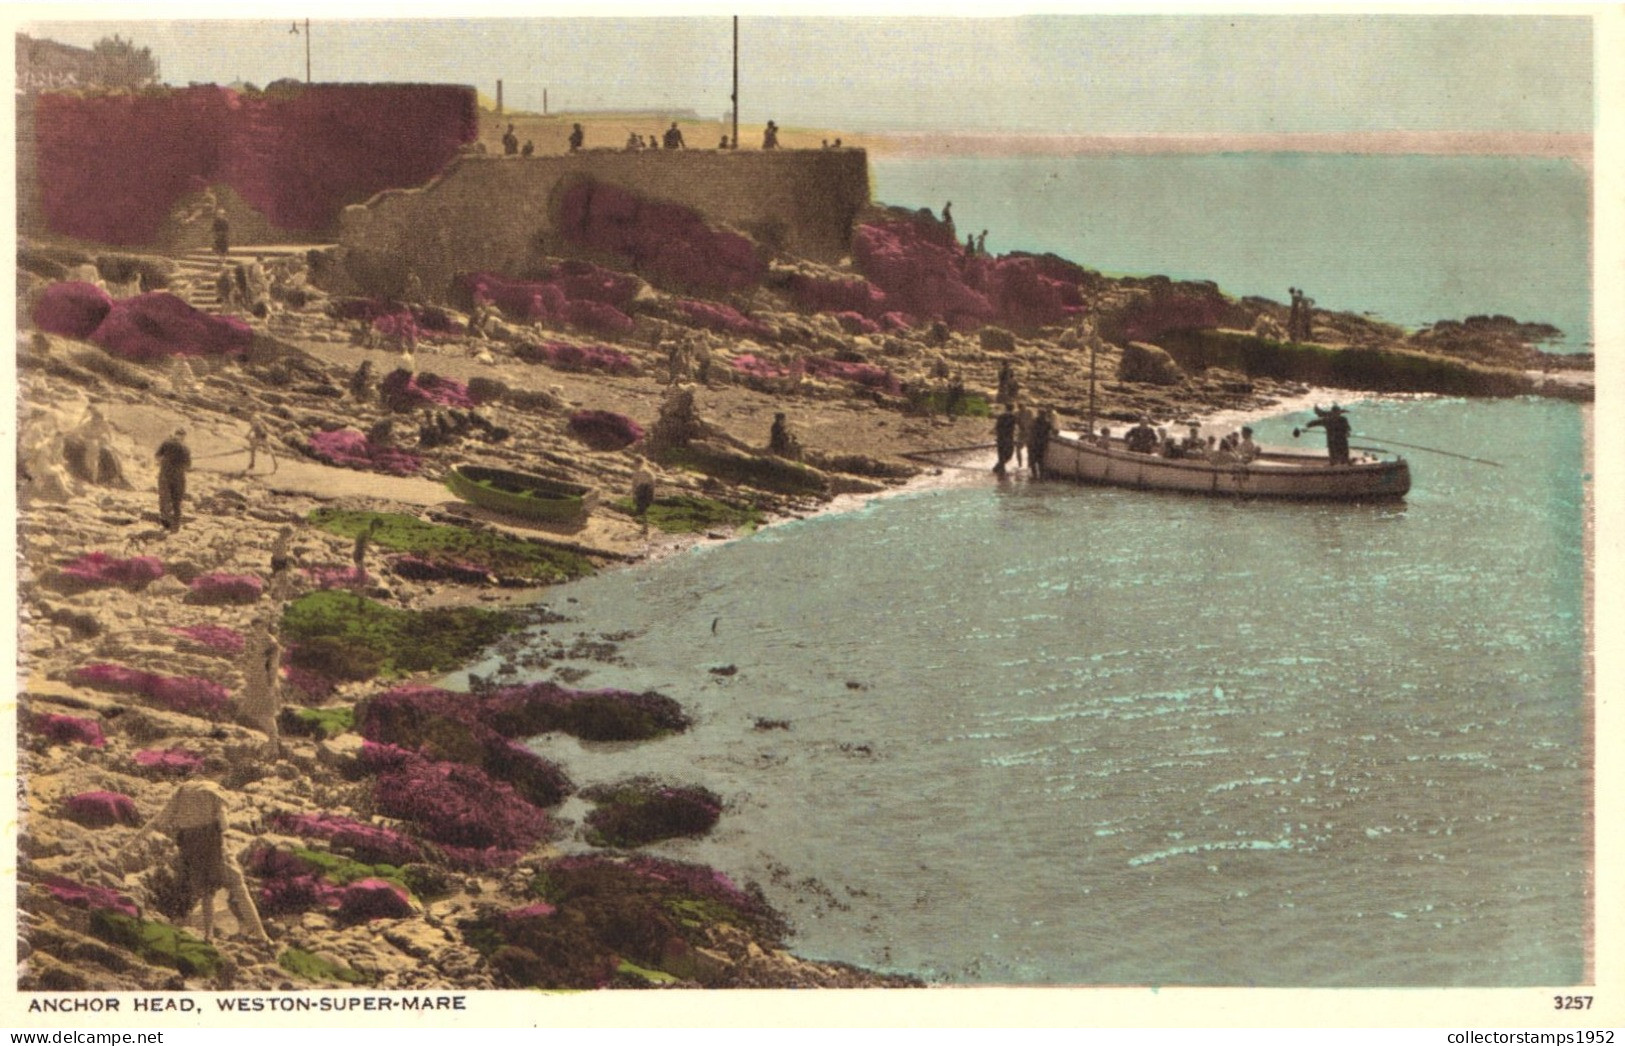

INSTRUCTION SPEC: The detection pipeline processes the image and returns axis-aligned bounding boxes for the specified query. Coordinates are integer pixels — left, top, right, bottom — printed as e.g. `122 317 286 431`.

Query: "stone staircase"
169 244 325 313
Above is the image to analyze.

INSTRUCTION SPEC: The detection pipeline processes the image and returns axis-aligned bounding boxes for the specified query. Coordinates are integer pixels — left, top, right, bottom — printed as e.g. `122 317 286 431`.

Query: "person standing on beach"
762 120 779 149
155 428 191 531
1015 404 1034 468
569 123 585 151
502 123 519 156
663 122 686 149
631 460 657 533
236 619 282 752
1028 408 1053 480
211 210 230 258
993 403 1018 475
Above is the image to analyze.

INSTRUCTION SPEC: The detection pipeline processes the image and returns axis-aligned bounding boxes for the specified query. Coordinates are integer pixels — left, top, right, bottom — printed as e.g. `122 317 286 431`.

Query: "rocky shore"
14 201 1589 993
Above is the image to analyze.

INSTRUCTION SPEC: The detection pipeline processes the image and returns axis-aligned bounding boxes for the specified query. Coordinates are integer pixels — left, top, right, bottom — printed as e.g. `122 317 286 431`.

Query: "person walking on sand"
243 416 276 475
631 460 657 533
993 403 1018 476
111 781 270 944
155 428 191 531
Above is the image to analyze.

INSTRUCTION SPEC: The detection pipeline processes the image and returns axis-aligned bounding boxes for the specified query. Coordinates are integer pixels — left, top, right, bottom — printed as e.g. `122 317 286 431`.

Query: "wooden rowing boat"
444 463 599 522
1042 433 1410 500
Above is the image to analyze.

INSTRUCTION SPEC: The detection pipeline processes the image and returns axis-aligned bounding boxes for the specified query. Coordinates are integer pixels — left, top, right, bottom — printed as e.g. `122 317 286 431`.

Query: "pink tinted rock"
42 876 140 918
133 747 205 776
186 572 264 606
63 791 142 828
91 293 253 362
32 282 114 339
336 878 414 922
29 712 106 748
59 552 165 590
170 624 246 656
567 409 644 451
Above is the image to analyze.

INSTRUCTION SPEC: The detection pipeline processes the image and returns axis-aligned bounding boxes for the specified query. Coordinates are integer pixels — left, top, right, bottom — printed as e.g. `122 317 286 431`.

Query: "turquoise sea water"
871 153 1593 351
472 395 1589 986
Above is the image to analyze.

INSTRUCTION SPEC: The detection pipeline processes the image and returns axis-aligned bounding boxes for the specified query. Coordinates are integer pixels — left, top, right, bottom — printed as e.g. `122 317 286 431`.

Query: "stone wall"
337 149 871 300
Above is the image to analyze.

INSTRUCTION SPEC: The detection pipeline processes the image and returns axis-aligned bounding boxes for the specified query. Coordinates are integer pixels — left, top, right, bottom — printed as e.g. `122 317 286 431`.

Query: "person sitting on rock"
663 122 686 149
521 139 535 157
768 412 802 460
111 781 270 944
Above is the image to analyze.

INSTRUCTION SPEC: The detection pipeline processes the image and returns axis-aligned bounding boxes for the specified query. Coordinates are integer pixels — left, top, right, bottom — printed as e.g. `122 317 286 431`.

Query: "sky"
16 8 1597 136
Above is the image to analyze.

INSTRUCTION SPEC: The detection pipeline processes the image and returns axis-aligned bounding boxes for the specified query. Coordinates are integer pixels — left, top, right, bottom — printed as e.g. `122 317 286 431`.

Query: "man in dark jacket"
155 428 191 530
1304 404 1352 465
993 403 1018 475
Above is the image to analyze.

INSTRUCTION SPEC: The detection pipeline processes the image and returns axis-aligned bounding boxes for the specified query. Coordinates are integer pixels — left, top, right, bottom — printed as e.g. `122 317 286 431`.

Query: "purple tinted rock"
335 878 413 922
133 747 205 776
566 409 644 451
268 811 424 867
42 876 139 918
32 281 114 339
63 791 141 828
29 712 106 748
91 293 253 362
59 552 165 590
186 572 264 606
170 624 245 656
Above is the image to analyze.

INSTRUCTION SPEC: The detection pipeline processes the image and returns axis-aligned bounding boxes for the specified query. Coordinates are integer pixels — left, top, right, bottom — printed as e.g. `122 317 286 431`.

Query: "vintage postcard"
5 2 1618 1031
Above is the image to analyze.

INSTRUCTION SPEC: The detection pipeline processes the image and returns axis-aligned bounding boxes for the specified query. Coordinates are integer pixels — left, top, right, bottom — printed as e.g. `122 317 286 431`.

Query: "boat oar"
1354 434 1503 468
1291 429 1503 467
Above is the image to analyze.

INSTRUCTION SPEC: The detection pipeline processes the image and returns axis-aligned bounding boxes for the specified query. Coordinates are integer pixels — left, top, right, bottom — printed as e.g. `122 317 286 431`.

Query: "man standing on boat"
1304 404 1352 465
993 403 1018 475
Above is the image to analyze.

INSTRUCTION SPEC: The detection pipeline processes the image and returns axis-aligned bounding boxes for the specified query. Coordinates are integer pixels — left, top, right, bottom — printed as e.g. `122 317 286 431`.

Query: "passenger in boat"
993 403 1018 475
1237 427 1259 462
1125 417 1160 454
1304 404 1352 465
1095 427 1113 448
1181 424 1204 454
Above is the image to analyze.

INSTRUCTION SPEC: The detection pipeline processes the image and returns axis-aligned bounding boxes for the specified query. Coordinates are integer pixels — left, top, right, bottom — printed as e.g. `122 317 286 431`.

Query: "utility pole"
731 16 739 149
496 79 503 114
544 88 548 115
303 18 310 84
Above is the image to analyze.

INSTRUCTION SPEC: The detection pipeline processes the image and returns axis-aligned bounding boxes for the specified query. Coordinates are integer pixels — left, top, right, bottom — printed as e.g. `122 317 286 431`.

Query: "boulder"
1117 341 1185 386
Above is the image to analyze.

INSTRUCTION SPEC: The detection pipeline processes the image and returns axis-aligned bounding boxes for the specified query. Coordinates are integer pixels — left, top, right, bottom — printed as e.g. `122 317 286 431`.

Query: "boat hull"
445 464 599 522
1042 435 1410 500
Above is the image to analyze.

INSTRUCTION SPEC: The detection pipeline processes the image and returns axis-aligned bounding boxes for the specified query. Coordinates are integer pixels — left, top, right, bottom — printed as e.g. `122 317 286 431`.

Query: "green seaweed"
289 847 411 895
278 947 371 985
918 389 992 417
607 493 764 534
88 910 221 978
280 705 355 739
281 590 517 680
307 509 596 582
615 959 678 984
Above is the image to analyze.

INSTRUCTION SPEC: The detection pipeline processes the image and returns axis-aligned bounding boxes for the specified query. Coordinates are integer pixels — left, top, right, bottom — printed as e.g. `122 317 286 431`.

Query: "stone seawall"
337 149 871 300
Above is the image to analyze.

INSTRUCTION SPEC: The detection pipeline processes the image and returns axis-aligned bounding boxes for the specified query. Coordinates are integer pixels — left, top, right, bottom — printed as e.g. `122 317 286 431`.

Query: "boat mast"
1086 322 1097 438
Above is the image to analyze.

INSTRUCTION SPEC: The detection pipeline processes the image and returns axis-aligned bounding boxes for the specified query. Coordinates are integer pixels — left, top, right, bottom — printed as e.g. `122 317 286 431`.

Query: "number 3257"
1553 995 1594 1010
